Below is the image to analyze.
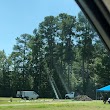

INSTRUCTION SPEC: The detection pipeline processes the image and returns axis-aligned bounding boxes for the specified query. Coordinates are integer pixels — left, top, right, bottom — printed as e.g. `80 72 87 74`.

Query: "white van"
16 91 39 100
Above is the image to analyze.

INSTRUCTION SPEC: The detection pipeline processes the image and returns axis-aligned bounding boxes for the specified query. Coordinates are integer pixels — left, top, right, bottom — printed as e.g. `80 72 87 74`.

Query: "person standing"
103 93 108 104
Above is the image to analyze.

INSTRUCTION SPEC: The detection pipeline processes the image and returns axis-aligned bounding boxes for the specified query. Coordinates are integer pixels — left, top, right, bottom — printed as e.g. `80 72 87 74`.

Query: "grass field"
0 98 110 110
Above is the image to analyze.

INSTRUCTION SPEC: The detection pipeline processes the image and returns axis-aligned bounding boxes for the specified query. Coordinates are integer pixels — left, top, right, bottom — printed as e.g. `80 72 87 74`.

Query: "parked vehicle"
65 92 75 99
16 91 39 100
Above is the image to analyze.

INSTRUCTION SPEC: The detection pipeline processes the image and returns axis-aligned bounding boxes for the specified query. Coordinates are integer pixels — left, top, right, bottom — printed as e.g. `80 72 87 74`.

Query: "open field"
0 98 110 110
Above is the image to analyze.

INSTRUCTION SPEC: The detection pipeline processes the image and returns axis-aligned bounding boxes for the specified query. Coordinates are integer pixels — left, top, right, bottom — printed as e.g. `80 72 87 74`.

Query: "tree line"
0 11 110 99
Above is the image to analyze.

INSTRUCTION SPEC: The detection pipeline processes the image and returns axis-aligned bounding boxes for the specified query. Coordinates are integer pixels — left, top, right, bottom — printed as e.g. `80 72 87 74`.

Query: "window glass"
0 0 109 103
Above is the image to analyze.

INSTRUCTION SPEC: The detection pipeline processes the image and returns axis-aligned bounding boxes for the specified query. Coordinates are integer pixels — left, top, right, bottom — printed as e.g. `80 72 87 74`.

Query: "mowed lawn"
0 98 110 110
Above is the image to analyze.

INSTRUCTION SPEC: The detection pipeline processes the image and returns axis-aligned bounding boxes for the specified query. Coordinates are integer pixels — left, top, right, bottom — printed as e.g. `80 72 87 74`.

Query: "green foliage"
0 12 109 99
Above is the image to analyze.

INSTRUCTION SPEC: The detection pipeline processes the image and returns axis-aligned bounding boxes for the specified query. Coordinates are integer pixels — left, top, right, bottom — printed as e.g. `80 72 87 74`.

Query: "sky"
0 0 80 56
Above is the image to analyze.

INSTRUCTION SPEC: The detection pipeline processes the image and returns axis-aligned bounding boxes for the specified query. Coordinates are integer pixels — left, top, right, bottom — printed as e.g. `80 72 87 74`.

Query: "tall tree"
39 16 62 98
76 11 96 95
30 29 49 97
56 13 76 91
0 50 11 96
12 34 32 91
94 40 110 86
